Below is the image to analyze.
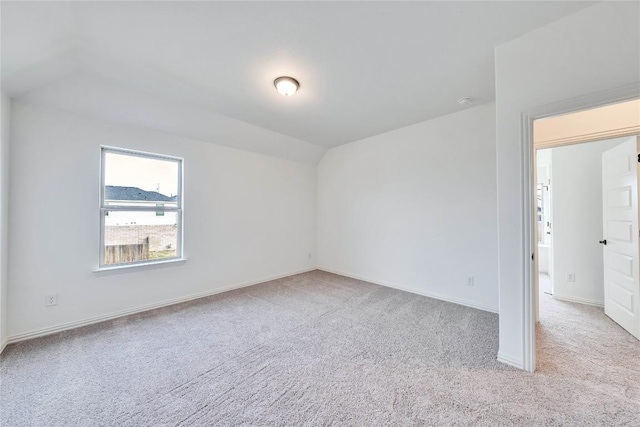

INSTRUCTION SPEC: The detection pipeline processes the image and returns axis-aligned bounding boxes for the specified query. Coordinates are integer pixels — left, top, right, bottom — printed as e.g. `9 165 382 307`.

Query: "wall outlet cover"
45 294 58 307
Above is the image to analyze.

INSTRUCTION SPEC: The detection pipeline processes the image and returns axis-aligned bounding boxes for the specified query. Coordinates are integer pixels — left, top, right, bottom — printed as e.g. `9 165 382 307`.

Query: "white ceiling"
2 1 595 148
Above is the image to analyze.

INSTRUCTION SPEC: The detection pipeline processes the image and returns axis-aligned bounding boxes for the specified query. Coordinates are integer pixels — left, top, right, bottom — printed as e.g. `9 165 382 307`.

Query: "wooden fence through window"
105 237 149 265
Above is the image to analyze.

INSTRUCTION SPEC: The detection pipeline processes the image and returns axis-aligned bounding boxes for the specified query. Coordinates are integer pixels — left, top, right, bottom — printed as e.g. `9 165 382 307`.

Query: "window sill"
93 258 187 275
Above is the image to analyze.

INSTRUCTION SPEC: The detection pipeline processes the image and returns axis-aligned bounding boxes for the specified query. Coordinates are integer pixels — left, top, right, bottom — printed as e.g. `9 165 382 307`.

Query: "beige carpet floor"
1 270 639 426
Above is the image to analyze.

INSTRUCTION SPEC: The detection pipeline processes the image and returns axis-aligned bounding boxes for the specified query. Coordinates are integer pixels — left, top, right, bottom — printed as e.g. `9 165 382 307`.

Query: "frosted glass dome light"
274 76 300 96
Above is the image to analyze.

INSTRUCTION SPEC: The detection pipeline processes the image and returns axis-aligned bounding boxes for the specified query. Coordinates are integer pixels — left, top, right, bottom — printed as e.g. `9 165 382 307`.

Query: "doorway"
532 98 640 369
536 137 636 313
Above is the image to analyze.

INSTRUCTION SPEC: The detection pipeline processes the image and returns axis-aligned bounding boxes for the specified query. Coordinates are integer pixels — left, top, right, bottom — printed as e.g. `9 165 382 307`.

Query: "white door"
602 136 640 339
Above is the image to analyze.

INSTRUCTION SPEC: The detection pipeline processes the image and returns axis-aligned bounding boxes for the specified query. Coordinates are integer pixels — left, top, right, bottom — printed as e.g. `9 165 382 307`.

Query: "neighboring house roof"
105 186 176 202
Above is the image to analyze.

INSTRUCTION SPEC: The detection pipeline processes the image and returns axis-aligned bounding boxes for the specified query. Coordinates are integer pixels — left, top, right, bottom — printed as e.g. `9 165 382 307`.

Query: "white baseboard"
4 267 317 347
497 351 524 370
0 338 7 355
317 267 499 314
552 294 604 307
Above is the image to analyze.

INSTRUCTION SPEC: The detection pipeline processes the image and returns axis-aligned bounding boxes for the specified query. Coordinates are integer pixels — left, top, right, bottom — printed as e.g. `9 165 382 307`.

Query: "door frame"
521 83 640 372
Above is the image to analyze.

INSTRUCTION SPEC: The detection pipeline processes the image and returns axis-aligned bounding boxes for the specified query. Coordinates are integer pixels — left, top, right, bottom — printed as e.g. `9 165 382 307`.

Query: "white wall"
318 102 499 312
0 93 10 350
551 137 628 306
495 1 640 368
7 100 317 339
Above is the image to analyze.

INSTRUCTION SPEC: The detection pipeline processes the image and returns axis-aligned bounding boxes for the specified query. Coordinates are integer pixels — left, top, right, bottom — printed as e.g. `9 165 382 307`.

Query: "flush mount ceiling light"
458 97 471 105
274 76 300 96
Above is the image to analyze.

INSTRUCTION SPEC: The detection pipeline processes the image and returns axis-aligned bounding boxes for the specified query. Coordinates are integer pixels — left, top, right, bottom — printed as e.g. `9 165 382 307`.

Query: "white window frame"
98 146 184 270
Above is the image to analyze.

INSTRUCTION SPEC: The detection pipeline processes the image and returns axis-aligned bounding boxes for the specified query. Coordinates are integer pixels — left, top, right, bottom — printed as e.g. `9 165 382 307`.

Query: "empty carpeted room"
1 1 639 426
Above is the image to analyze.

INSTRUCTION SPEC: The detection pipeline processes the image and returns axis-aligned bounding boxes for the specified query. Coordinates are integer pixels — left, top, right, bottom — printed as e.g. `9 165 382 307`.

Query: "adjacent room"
533 100 640 383
1 1 639 425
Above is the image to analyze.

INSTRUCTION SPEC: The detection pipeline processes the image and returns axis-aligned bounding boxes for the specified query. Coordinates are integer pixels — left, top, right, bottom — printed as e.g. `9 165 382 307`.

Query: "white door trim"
520 83 640 372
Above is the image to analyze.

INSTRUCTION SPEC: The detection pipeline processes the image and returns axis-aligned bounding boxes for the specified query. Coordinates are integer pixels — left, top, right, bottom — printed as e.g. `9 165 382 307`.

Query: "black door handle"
599 239 607 245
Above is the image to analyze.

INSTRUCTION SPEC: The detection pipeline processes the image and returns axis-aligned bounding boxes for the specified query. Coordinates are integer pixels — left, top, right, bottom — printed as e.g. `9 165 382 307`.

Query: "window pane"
104 152 179 206
104 211 178 265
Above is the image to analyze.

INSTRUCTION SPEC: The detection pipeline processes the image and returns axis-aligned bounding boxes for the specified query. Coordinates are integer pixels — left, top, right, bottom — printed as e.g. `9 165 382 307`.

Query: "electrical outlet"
567 273 576 282
308 252 312 259
45 294 58 307
466 276 474 286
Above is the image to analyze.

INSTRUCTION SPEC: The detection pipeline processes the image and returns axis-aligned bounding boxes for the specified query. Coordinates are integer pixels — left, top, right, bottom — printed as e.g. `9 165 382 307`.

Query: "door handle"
599 239 607 245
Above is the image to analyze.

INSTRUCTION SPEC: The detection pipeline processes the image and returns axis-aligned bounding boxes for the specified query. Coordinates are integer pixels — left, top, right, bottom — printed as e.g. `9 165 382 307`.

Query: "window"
100 147 183 268
537 182 551 246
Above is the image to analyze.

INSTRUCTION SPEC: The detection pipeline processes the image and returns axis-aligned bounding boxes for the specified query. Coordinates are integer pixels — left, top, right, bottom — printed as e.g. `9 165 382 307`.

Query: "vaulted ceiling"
2 1 594 152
